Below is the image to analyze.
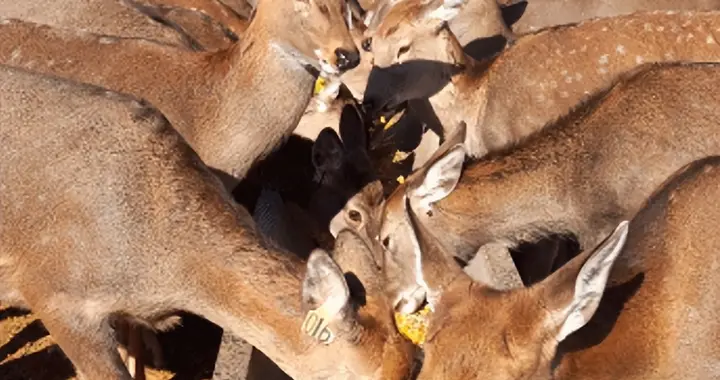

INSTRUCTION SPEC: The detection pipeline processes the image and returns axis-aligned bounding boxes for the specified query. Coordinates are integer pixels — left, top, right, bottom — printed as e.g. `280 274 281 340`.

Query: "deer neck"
191 19 317 179
419 162 579 261
0 18 316 181
182 225 352 378
425 48 491 157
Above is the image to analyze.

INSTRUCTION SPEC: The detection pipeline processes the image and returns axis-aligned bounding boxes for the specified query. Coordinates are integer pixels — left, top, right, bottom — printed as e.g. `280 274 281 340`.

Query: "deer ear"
312 128 345 174
422 0 467 23
540 221 629 343
409 144 466 210
302 249 351 318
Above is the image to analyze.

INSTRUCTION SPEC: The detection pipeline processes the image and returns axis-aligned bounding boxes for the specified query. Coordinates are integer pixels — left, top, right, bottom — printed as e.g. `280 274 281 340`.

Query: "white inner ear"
556 221 629 342
410 144 465 211
425 2 462 22
306 249 350 318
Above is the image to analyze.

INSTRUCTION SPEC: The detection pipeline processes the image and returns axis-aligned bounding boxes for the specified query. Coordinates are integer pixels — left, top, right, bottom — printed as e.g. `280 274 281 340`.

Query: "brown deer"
337 0 513 100
0 64 415 380
509 0 720 34
407 156 720 379
0 0 360 189
336 62 720 314
363 6 720 159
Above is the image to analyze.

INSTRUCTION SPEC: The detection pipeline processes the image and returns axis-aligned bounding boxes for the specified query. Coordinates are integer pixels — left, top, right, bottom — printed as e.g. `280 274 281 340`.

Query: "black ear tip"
316 127 341 142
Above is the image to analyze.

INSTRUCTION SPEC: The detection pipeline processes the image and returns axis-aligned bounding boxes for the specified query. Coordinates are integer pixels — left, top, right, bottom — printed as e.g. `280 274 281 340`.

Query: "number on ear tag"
302 307 336 344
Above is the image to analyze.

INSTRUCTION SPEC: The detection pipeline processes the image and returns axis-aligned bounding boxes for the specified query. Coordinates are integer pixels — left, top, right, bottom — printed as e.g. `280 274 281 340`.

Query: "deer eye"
397 45 411 59
382 236 390 248
361 37 372 52
348 209 362 223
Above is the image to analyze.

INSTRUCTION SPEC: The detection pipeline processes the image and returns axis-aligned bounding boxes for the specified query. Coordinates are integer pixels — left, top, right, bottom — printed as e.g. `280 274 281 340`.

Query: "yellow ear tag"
383 109 405 130
313 76 327 96
301 303 336 345
394 304 432 346
392 150 410 163
396 175 406 184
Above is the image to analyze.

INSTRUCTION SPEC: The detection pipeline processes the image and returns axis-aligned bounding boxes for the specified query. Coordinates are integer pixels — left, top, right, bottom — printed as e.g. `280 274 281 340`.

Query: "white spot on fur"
602 27 608 32
575 73 583 81
708 35 717 44
666 10 677 15
636 55 644 64
598 67 608 74
560 91 569 98
47 59 55 67
664 52 674 60
10 49 21 63
677 35 684 43
569 49 576 55
98 36 117 44
580 45 588 52
0 18 10 25
550 80 558 89
561 70 568 75
688 33 695 40
656 26 665 32
616 45 626 55
644 23 653 31
598 54 609 65
564 76 572 84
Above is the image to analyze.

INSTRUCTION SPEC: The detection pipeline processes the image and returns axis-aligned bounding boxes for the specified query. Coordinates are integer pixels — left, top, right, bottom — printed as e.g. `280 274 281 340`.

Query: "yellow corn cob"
313 76 327 95
394 304 431 346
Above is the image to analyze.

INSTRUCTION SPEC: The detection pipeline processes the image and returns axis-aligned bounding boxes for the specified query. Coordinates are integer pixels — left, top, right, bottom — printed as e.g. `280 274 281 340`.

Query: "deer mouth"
393 286 428 315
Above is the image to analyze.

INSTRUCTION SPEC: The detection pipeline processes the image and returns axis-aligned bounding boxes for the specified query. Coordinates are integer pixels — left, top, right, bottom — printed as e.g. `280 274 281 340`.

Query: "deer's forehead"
380 189 408 225
376 3 425 37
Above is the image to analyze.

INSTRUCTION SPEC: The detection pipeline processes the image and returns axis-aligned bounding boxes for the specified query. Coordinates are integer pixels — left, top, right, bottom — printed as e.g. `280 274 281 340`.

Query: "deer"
332 62 720 315
508 0 720 34
0 64 415 380
0 0 360 190
362 5 720 160
407 155 720 379
335 0 514 100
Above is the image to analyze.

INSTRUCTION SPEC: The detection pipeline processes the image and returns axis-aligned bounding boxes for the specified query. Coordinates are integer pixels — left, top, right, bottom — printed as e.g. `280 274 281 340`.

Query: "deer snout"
334 48 361 72
394 286 427 315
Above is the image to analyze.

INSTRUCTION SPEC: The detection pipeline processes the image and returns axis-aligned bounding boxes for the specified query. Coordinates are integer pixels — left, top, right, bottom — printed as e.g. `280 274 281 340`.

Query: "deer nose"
335 48 360 72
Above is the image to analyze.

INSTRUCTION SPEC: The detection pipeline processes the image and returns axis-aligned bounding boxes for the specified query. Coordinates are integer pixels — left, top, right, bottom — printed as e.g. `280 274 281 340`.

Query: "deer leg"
212 331 253 380
127 325 148 380
39 310 132 380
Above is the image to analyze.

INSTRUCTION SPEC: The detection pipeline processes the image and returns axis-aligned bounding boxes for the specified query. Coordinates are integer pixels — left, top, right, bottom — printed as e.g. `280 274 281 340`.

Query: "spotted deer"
335 62 720 315
0 64 414 380
509 0 720 34
408 156 720 379
0 0 360 189
363 6 720 159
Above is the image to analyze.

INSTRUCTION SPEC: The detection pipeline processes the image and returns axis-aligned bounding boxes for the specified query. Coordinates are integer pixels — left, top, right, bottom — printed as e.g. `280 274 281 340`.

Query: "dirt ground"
0 304 224 380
